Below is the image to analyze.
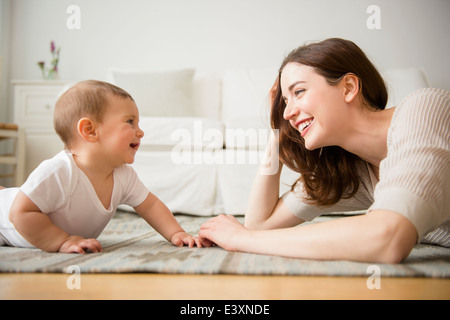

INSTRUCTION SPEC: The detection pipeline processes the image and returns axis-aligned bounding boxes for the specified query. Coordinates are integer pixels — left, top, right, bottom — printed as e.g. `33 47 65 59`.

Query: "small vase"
45 69 59 80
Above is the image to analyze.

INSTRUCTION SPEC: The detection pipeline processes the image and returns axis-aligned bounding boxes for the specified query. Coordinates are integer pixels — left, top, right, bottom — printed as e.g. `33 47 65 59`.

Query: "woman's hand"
199 214 248 251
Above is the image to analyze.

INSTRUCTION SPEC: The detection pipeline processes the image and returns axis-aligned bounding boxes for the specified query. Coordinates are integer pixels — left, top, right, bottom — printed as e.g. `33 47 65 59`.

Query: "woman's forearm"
244 133 284 228
238 211 416 263
244 166 282 227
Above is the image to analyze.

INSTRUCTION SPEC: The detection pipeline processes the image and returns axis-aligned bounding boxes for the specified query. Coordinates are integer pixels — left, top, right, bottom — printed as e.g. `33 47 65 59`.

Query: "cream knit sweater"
283 88 450 247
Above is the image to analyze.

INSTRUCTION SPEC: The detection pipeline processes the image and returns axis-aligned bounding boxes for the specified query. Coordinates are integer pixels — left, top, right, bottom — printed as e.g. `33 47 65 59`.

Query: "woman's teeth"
299 119 313 133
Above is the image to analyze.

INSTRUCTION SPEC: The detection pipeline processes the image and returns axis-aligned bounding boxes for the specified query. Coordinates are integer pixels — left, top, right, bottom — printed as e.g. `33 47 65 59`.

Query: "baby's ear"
77 117 98 142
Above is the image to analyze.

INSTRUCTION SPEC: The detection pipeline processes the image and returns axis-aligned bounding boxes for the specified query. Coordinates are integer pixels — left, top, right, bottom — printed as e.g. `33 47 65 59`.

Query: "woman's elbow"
378 243 411 264
372 212 417 264
381 235 416 264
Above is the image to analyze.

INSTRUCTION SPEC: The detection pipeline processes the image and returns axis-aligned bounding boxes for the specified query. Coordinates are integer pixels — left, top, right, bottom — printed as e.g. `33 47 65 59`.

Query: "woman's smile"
295 117 314 136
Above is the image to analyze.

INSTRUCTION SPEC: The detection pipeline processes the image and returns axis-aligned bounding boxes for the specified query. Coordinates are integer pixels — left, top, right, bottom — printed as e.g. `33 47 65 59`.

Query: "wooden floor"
1 273 449 300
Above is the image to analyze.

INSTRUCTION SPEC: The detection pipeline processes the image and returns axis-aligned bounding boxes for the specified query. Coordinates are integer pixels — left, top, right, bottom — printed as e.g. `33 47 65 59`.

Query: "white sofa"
109 67 430 216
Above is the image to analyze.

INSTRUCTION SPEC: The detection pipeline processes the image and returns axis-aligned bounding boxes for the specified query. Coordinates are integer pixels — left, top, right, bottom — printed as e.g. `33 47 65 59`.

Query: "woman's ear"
77 117 98 143
342 73 360 103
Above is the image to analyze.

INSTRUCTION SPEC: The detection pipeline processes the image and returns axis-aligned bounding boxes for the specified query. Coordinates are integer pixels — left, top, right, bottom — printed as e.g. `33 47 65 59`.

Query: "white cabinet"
12 80 72 178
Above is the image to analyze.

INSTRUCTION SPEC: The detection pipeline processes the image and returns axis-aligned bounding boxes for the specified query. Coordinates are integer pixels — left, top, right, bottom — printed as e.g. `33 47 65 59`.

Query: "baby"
0 80 209 253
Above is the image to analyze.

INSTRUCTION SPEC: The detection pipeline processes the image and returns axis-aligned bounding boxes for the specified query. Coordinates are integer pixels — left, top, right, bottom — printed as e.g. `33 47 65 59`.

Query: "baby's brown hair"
54 80 133 148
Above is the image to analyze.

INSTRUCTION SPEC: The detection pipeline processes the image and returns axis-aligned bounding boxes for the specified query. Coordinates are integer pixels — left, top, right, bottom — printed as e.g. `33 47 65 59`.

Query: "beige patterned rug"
1 211 449 277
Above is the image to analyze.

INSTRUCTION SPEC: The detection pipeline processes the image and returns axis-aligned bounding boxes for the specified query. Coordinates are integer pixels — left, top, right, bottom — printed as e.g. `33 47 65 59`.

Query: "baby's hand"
59 235 103 254
170 231 211 248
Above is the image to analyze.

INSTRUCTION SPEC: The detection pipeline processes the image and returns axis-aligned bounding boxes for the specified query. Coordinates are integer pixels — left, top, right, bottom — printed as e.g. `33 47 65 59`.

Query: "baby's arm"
9 191 102 253
134 192 207 247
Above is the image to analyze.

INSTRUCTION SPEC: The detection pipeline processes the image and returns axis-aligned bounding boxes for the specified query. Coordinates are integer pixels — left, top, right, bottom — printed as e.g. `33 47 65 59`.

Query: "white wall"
3 0 450 121
0 0 10 121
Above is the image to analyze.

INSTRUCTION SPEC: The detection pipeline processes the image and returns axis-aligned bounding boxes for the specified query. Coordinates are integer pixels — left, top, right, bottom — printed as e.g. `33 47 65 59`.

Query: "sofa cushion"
221 68 277 149
109 68 196 117
382 67 430 108
139 116 224 151
131 151 220 215
224 118 271 150
192 72 222 119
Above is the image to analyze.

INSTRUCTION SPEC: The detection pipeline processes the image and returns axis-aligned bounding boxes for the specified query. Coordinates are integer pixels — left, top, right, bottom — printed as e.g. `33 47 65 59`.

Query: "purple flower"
38 41 61 79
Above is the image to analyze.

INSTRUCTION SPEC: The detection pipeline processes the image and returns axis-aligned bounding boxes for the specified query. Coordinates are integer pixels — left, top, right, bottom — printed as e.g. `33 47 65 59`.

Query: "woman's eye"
294 89 305 96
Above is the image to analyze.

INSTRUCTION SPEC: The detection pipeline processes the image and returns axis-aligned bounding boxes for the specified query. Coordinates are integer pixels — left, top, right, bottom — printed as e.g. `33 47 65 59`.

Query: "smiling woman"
199 38 450 263
274 38 389 206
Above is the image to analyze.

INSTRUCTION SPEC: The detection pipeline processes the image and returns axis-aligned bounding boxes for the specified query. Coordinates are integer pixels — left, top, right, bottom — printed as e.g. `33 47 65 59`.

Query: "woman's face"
280 63 347 150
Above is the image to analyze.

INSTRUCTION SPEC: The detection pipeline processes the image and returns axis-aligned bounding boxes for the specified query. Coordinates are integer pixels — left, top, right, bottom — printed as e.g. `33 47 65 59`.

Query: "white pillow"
222 68 277 123
109 69 195 117
224 117 271 150
192 72 222 119
138 116 224 150
382 67 430 109
221 68 277 150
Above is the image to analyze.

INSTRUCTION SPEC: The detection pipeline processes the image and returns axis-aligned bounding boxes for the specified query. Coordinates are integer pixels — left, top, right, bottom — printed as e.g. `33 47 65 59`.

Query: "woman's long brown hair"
271 38 388 206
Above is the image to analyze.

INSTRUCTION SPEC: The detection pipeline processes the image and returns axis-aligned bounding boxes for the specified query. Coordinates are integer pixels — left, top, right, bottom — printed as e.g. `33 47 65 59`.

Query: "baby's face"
96 96 144 165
